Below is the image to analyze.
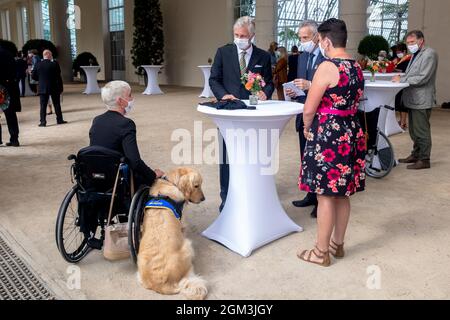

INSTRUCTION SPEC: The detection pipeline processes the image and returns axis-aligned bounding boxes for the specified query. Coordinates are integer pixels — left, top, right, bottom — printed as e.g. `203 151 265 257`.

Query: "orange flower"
245 80 254 91
373 65 379 72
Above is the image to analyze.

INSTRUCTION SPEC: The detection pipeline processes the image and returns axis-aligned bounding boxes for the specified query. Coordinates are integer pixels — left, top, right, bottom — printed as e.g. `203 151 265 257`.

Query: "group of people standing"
0 46 67 147
209 15 438 267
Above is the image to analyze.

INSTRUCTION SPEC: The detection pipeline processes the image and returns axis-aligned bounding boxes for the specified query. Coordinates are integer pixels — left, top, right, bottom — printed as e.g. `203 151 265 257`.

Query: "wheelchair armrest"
68 154 77 161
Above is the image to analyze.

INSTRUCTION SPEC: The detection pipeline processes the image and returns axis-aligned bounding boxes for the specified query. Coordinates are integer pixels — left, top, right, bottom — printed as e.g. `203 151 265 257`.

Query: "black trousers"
297 114 317 204
40 93 64 124
3 106 19 143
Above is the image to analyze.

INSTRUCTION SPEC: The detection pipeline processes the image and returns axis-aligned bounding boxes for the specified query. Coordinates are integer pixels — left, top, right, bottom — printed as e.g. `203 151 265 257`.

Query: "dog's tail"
178 271 208 300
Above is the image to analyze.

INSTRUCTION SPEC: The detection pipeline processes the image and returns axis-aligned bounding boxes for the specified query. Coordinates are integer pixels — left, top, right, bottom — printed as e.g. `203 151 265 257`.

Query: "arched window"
277 0 339 50
368 0 409 45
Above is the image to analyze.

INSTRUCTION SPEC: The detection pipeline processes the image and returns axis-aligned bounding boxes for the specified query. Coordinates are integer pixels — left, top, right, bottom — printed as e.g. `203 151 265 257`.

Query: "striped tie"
240 51 247 75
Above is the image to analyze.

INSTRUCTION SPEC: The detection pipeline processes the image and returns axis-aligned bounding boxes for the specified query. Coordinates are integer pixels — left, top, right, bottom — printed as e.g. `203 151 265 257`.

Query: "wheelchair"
55 146 148 264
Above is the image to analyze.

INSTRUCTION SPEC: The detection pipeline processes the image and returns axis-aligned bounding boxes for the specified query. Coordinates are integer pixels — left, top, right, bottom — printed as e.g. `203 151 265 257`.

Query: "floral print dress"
299 59 366 197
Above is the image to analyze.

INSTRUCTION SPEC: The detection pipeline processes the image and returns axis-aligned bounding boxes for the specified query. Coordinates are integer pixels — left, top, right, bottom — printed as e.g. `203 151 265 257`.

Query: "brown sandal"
329 240 345 259
297 246 331 267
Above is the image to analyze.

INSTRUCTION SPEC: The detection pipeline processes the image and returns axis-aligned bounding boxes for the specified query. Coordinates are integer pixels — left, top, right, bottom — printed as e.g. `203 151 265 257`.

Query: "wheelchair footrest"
87 238 103 250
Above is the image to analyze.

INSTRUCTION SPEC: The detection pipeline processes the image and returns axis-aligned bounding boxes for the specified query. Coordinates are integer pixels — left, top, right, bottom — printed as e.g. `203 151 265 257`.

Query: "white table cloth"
20 77 35 97
198 100 303 257
363 80 409 137
198 65 214 98
81 66 101 94
141 65 164 95
363 72 405 81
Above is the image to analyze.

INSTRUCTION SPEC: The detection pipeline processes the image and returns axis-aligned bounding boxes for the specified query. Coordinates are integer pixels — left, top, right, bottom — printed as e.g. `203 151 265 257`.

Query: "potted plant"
358 35 390 61
72 52 100 82
131 0 164 86
22 39 58 58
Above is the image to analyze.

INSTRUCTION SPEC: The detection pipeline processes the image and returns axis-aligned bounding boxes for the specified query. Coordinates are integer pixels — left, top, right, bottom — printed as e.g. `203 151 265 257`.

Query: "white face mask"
397 53 405 59
234 37 251 50
408 44 420 54
319 42 328 59
301 40 316 53
125 99 135 115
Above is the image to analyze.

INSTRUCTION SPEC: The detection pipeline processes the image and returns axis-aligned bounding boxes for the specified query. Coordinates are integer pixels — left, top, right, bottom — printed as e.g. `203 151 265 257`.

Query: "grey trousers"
408 108 432 160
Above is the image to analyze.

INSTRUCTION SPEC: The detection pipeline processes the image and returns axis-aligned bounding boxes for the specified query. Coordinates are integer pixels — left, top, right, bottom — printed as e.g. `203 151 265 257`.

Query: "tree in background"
358 35 390 60
131 0 164 76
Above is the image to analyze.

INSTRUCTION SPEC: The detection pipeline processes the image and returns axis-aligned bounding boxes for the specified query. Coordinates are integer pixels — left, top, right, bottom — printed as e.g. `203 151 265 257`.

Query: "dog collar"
145 196 184 220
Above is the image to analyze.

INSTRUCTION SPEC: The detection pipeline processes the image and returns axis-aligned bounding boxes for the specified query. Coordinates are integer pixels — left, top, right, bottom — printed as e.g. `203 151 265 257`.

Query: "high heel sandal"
329 240 345 259
297 246 331 267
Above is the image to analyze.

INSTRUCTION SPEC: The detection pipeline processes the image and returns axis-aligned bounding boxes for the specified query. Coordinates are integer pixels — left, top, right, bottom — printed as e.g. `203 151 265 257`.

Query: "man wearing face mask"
393 30 438 170
210 16 274 211
89 81 164 188
286 20 326 218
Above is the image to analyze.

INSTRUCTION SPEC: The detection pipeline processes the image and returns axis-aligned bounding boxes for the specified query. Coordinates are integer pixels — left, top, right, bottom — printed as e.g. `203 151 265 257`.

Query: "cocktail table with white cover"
198 65 214 98
141 65 164 95
363 72 405 81
81 66 101 94
363 80 409 136
198 100 303 257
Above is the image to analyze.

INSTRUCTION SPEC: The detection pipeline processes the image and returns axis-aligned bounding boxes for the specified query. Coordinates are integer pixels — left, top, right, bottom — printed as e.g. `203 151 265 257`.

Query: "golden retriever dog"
137 167 207 300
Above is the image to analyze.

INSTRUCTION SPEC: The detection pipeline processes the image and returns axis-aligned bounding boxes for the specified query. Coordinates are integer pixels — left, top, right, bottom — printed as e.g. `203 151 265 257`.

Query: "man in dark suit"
286 20 326 218
89 81 164 188
0 46 21 147
210 16 274 211
32 49 66 127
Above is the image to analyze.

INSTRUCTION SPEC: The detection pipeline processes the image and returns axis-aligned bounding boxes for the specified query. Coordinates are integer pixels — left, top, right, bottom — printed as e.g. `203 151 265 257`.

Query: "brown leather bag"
103 165 133 261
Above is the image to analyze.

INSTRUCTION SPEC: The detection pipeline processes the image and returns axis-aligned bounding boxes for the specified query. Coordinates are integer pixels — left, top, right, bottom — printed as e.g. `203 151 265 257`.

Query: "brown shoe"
407 160 431 170
399 155 418 164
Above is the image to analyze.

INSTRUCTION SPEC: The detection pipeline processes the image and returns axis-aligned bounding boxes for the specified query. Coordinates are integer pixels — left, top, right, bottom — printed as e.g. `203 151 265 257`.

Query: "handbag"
103 164 134 261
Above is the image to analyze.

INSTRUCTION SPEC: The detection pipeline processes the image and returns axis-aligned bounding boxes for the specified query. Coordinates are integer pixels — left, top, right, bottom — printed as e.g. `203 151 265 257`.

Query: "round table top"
80 66 100 69
141 65 163 68
363 71 405 78
198 65 212 68
198 100 303 118
365 80 409 89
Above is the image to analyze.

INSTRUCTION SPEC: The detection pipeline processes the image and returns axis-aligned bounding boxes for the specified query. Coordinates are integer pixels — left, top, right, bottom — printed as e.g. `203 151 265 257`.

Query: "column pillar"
255 0 277 51
50 0 73 82
339 0 369 57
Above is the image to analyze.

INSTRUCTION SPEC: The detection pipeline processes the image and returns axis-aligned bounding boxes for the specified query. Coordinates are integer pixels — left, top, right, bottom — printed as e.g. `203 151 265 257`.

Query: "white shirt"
237 44 253 68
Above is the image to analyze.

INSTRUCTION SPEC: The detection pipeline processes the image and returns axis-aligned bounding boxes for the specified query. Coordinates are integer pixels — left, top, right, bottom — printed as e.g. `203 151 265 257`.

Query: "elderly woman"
89 81 164 187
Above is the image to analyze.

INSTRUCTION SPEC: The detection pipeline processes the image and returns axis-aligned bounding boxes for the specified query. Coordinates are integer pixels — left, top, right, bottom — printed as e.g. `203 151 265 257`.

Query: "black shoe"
87 237 103 250
6 141 20 147
293 196 317 208
310 206 317 219
38 123 46 127
57 120 68 125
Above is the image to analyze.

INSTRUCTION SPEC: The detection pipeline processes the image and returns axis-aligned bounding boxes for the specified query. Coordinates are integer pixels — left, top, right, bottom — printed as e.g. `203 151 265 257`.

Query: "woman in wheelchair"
55 81 164 263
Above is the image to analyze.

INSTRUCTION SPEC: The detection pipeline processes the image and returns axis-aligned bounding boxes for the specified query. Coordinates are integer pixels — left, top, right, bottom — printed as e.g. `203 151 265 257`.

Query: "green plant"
22 39 58 58
72 52 100 78
131 0 164 76
358 35 390 60
0 39 18 56
278 29 298 44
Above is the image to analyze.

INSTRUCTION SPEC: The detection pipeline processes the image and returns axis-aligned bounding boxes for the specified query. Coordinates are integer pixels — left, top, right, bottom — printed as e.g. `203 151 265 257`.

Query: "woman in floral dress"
297 19 366 267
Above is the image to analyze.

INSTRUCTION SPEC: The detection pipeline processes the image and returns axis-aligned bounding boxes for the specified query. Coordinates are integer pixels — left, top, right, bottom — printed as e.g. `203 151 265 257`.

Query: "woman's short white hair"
234 16 256 35
101 80 131 109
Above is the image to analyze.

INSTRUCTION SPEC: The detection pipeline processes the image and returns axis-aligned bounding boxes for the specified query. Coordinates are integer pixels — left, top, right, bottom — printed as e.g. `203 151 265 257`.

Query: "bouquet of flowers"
0 85 10 112
365 59 395 74
241 71 266 94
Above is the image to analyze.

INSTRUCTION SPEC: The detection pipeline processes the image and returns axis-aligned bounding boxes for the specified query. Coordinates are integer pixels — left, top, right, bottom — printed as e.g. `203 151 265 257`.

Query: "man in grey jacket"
393 30 438 170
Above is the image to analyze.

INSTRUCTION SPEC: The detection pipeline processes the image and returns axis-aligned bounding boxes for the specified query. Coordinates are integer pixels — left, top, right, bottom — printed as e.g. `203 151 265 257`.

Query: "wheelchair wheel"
128 186 150 264
365 131 395 179
56 186 91 263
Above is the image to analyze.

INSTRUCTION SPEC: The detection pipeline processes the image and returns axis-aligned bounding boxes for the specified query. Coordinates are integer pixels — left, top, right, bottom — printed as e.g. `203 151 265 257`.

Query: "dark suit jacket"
0 48 21 112
287 54 300 82
210 44 274 100
295 50 326 131
89 111 157 187
32 59 64 95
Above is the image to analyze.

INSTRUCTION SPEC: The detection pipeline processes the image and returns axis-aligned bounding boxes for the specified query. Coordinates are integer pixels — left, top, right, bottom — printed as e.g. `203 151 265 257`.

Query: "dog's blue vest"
145 197 184 220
